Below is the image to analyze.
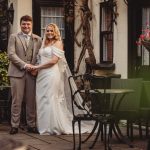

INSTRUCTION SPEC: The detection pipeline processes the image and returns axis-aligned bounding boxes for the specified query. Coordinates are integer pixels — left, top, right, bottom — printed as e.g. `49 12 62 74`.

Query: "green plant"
0 51 10 86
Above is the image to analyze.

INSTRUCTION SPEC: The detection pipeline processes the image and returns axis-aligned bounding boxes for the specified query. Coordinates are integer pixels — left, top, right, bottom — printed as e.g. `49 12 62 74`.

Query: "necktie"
24 34 30 47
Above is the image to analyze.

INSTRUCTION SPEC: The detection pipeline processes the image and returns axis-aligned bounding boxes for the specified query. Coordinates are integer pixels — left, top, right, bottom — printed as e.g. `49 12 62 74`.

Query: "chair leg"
72 120 76 150
114 123 134 148
78 120 81 150
109 123 113 138
147 139 150 150
101 123 104 141
104 123 107 150
130 122 133 141
82 121 98 143
0 109 2 123
146 121 149 138
127 120 133 141
127 120 130 137
107 123 113 150
139 121 143 139
113 121 122 142
89 122 101 149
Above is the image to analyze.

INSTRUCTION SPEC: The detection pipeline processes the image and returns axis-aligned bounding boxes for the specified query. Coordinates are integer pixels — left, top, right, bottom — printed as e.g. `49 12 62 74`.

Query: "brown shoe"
9 127 18 135
27 127 39 134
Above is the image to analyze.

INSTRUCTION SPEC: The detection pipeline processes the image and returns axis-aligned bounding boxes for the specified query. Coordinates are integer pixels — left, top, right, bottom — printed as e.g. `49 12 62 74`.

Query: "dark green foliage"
0 51 9 86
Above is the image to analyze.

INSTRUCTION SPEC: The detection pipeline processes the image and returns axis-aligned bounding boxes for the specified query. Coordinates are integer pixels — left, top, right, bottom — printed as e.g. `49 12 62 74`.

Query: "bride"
31 23 92 135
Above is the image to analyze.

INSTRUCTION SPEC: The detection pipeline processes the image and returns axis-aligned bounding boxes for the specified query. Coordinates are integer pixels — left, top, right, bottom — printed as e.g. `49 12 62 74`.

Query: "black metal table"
81 88 134 150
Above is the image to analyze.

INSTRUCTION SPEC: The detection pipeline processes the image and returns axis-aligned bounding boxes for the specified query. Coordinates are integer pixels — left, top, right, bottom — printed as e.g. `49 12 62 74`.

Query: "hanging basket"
141 40 150 52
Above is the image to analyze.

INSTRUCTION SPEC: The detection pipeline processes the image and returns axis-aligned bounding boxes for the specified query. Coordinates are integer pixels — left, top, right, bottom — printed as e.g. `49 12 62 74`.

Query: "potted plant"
136 23 150 52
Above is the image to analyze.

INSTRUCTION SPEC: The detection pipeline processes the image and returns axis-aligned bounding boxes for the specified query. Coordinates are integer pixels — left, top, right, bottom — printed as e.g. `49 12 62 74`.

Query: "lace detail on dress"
36 54 41 65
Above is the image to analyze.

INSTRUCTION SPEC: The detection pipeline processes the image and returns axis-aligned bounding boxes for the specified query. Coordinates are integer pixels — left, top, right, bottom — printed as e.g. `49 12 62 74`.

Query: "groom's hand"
25 64 34 71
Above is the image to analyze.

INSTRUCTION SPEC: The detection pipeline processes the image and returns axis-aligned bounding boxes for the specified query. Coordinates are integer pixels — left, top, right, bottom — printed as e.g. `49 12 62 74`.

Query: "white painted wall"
74 0 100 74
74 0 86 73
8 0 32 34
74 0 128 77
113 0 128 78
90 0 101 64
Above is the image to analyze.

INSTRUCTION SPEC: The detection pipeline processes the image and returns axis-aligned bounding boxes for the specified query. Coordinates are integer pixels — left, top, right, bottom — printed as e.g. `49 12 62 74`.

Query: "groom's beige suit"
7 32 42 128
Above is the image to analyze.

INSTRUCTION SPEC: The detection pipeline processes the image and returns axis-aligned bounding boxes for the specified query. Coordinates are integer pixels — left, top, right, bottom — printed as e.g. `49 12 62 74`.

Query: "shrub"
0 51 10 86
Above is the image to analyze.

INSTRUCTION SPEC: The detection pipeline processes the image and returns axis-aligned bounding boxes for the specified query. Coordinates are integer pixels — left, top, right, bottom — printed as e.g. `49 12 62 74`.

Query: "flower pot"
141 40 150 52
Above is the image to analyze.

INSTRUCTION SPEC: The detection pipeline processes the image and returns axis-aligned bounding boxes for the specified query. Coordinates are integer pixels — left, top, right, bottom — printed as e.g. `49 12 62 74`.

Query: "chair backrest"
68 74 92 116
85 74 121 114
83 74 108 114
87 74 107 89
111 78 143 112
140 81 150 108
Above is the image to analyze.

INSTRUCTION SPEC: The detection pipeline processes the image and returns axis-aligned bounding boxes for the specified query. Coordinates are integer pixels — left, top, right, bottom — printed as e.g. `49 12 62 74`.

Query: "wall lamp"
7 3 14 24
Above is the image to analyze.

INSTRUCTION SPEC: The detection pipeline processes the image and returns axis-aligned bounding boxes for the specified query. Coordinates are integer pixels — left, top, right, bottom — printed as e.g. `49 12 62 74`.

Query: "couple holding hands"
8 15 74 135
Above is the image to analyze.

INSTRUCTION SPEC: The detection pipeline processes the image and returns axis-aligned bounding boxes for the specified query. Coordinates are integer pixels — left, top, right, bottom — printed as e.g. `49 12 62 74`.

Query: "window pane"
102 33 113 61
41 7 65 39
100 2 113 63
141 8 150 65
101 6 112 31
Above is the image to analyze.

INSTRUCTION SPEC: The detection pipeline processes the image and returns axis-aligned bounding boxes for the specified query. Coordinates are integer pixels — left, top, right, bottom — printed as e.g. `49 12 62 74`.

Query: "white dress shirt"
22 32 32 69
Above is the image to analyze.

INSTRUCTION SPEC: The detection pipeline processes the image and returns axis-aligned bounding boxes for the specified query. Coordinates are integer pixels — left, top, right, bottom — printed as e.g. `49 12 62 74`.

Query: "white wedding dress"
36 46 93 135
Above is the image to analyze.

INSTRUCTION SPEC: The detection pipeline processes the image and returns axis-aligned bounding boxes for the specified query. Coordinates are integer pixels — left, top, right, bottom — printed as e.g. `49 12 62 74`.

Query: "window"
41 7 65 39
100 2 113 62
140 8 150 65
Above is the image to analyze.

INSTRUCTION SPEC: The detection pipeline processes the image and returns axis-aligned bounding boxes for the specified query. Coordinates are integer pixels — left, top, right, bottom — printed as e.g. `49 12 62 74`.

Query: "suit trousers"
10 72 36 128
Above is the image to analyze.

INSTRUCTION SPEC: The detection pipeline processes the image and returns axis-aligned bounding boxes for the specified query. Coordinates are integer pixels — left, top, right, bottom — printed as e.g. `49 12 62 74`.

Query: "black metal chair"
68 74 109 150
69 74 116 150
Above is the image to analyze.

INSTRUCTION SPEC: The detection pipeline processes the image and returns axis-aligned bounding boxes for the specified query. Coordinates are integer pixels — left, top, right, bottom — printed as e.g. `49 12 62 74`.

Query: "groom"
7 15 42 134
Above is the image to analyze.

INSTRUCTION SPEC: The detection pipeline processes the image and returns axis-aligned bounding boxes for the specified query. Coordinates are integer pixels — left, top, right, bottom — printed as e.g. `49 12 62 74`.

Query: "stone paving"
0 123 148 150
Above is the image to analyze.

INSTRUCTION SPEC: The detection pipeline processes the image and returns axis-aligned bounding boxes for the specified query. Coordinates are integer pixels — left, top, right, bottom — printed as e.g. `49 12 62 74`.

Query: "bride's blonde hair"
44 23 61 47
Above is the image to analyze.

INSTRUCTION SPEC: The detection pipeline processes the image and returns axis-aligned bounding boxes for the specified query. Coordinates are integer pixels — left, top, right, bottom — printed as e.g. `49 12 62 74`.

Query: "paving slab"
0 123 147 150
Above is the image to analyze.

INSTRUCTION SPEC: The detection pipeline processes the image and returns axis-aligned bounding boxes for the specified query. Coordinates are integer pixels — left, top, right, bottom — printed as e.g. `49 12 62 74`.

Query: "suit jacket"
7 32 42 77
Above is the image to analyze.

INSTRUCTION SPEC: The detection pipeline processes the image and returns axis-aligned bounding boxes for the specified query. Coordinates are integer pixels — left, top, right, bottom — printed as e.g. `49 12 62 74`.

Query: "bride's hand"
30 69 38 76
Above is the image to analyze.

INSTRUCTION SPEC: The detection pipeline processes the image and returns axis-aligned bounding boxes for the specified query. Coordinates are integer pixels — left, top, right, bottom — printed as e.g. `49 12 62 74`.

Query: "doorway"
128 0 150 80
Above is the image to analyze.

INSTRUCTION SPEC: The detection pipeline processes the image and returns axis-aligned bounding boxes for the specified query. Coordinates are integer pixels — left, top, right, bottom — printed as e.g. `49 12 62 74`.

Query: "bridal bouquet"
136 23 150 51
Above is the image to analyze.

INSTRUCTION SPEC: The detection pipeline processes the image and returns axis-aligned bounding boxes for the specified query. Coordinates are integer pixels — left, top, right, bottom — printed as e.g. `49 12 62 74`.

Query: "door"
128 0 150 80
32 0 74 71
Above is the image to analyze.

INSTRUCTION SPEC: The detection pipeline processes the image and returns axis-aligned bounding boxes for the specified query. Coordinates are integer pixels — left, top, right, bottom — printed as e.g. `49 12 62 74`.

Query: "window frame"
32 0 63 36
40 7 65 39
100 2 114 63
